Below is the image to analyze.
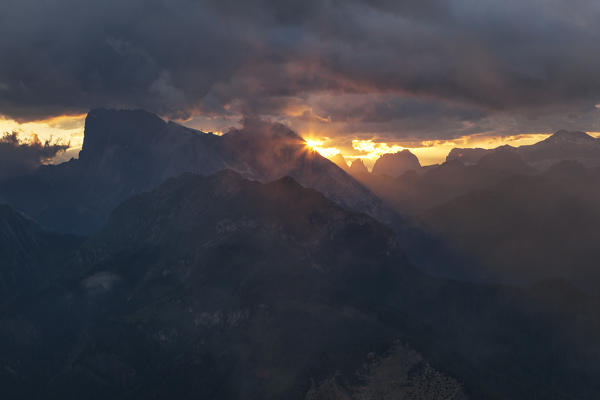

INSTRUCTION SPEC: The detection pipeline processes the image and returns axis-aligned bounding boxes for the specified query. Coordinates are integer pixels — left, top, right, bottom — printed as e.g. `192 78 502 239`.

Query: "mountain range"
371 150 421 178
350 130 600 290
2 110 600 398
2 171 600 399
419 160 600 289
447 130 600 169
0 109 384 235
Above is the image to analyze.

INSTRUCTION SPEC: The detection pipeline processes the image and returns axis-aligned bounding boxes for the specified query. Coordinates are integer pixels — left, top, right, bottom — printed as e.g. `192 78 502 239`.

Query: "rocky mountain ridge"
447 130 600 169
372 150 421 178
0 109 385 234
2 171 600 399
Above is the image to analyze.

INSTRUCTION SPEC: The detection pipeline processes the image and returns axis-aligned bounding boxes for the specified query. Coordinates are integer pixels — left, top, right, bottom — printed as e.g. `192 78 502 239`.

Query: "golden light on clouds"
4 112 599 170
0 113 86 163
304 138 340 158
351 140 406 159
307 132 582 169
407 132 554 165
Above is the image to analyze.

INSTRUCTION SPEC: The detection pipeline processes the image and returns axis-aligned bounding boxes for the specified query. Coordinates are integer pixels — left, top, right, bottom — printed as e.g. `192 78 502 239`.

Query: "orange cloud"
0 113 86 163
304 137 340 158
351 140 405 159
311 132 587 168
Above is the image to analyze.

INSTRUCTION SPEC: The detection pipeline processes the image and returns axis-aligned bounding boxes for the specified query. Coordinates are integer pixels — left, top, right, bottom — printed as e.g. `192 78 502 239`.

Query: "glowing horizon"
306 131 600 170
0 114 86 163
3 112 600 169
304 138 341 158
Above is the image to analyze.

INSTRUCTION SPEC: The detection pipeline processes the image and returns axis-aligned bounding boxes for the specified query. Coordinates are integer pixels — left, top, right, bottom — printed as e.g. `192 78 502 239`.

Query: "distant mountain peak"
349 158 368 175
330 153 349 170
446 129 600 171
80 108 168 160
372 150 421 177
541 130 596 145
476 147 534 174
1 108 388 234
446 147 490 165
229 117 304 142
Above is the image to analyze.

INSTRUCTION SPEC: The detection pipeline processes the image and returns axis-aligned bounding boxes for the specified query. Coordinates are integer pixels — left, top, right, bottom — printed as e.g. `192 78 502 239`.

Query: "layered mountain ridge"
447 129 600 169
3 170 600 399
0 171 463 399
0 109 385 234
348 129 600 290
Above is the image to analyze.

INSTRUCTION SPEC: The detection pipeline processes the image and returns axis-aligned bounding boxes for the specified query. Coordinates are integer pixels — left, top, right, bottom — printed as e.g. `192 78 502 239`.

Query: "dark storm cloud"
2 0 600 137
0 133 68 179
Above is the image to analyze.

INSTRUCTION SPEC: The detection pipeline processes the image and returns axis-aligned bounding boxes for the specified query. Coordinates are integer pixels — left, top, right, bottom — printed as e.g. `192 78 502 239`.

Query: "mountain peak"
372 150 421 177
349 158 368 175
330 153 349 170
541 130 596 145
1 108 388 234
226 118 304 143
100 170 378 251
446 147 489 165
80 108 168 161
476 147 534 174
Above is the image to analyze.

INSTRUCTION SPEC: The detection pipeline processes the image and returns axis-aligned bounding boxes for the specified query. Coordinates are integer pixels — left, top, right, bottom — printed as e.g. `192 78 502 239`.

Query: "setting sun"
304 138 340 158
305 139 323 149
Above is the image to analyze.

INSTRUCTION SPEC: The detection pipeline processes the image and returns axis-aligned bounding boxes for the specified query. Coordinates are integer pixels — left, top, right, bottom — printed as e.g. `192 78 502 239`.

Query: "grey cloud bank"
2 0 600 139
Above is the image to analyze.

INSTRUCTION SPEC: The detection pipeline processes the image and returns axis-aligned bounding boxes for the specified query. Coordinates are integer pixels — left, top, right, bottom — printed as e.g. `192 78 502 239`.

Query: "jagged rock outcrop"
372 150 421 177
349 158 369 175
330 153 349 170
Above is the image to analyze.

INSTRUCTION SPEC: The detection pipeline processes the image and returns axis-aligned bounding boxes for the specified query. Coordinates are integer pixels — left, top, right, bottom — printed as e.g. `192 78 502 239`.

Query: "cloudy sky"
2 0 600 164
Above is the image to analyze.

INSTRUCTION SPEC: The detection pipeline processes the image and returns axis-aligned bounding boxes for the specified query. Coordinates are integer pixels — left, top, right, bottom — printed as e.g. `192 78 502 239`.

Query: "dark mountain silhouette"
445 147 490 165
2 171 600 399
420 162 600 289
330 153 349 171
475 147 535 175
0 204 82 305
520 130 600 169
447 130 600 169
372 150 421 177
0 109 384 234
349 138 600 289
348 158 368 175
540 129 596 145
354 152 530 216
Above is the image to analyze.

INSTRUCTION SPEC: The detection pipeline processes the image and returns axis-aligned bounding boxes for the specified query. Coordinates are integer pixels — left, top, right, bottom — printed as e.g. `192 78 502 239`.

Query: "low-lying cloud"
0 133 68 180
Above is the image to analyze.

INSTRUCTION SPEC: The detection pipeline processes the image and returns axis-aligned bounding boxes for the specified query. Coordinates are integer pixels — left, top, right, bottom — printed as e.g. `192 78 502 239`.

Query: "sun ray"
304 138 340 158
